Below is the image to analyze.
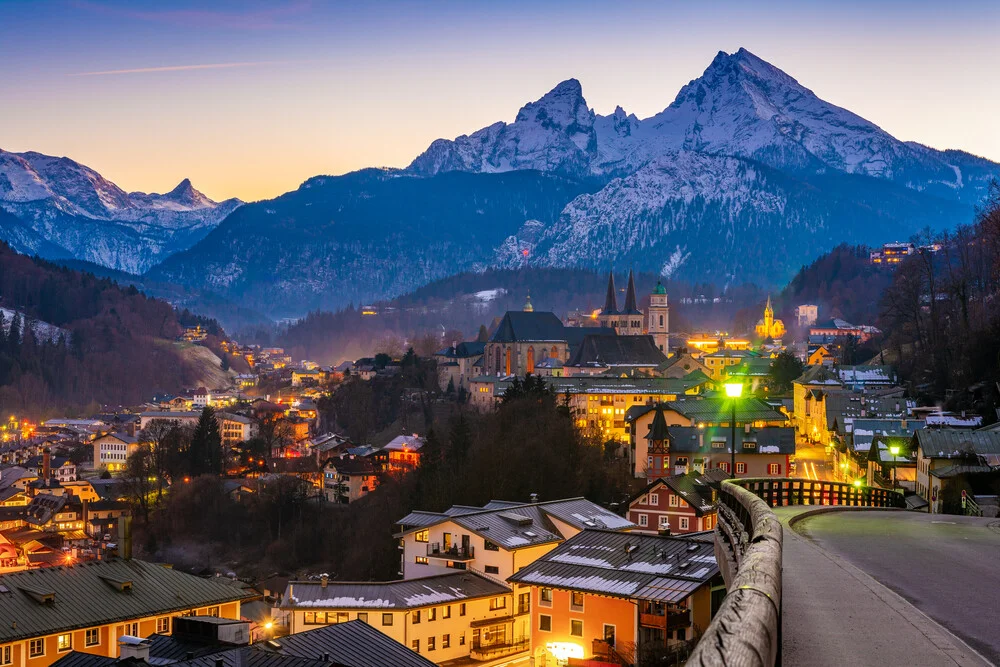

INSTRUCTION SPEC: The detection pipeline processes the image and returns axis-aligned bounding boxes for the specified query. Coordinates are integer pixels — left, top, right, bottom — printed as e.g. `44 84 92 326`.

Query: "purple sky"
2 0 997 201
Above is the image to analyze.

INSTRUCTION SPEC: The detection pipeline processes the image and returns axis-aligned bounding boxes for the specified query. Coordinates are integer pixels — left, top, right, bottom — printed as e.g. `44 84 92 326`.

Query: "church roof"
620 270 641 315
652 281 667 296
567 334 667 368
489 311 568 343
646 404 670 442
601 272 618 315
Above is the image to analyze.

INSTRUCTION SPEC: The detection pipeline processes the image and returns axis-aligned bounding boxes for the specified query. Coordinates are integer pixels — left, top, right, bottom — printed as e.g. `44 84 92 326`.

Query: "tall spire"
765 294 773 316
622 269 639 314
601 271 618 315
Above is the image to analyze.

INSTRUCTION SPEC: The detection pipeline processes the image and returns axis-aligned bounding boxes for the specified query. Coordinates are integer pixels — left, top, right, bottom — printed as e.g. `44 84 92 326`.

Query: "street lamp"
888 444 901 488
724 381 744 479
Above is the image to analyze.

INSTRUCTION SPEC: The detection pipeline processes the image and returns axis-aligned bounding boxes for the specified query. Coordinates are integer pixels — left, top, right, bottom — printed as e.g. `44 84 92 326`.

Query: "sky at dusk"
2 0 998 202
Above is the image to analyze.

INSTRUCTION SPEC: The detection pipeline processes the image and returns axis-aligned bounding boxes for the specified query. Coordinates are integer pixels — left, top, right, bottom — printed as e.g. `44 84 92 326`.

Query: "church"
755 296 786 340
483 270 671 378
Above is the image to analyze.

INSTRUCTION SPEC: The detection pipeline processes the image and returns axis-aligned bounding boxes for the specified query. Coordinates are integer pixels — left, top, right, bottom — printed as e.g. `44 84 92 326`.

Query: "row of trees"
880 183 1000 416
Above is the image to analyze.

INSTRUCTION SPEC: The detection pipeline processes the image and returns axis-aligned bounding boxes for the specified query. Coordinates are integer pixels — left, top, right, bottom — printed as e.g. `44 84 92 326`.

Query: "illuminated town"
0 3 999 667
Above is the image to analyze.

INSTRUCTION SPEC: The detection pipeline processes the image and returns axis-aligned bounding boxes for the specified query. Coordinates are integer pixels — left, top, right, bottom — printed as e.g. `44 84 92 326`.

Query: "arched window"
526 346 535 374
551 346 558 359
505 348 511 376
659 315 664 326
494 346 501 374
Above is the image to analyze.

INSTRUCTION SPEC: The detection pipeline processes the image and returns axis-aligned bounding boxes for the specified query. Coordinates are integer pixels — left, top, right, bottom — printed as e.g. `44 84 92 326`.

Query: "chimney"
118 514 133 560
320 574 328 588
529 493 539 503
42 448 51 481
118 637 151 661
215 658 224 667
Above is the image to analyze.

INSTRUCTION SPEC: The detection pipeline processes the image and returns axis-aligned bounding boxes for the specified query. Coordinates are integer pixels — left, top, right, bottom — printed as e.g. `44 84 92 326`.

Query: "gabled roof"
489 311 568 343
0 559 254 643
852 419 925 453
646 405 669 442
914 430 1000 458
396 498 634 549
259 619 436 667
280 572 508 610
567 335 667 369
666 426 796 455
631 469 728 515
794 365 843 386
434 341 486 359
325 457 375 475
508 529 718 602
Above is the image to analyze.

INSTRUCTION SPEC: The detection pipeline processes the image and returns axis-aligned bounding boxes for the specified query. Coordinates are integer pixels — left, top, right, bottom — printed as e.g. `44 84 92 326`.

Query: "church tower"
618 270 644 336
597 271 618 330
647 280 669 354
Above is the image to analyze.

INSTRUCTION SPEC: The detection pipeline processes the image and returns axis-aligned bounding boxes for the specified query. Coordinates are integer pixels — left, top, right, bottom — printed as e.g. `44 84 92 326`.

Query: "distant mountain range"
0 149 241 273
3 48 997 319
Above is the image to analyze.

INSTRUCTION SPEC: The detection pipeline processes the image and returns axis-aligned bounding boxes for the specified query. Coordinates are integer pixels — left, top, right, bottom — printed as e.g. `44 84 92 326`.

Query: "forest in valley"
0 242 220 416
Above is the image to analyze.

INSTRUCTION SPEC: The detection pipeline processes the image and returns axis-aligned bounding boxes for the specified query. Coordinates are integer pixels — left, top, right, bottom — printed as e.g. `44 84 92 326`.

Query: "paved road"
795 510 1000 665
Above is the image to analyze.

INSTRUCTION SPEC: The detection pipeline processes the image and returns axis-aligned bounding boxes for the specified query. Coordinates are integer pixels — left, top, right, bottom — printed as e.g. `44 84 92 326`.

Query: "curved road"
795 511 1000 665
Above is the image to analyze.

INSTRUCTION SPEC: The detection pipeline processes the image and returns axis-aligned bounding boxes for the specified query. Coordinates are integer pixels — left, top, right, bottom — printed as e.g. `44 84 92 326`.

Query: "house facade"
627 469 729 535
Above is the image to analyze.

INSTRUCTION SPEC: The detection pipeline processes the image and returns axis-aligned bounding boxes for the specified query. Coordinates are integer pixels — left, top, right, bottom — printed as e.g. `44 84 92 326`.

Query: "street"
796 511 1000 665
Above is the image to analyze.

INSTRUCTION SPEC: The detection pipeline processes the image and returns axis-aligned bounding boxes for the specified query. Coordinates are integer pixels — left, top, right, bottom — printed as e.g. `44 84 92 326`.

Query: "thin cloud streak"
71 0 313 30
71 60 311 77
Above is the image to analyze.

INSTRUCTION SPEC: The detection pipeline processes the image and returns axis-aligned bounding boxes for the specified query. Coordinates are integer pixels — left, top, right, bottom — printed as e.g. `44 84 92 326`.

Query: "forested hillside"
0 242 220 416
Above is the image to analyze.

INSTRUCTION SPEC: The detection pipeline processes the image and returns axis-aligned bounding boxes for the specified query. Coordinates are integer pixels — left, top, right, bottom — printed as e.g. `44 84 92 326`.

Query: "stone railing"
688 477 906 666
687 479 782 667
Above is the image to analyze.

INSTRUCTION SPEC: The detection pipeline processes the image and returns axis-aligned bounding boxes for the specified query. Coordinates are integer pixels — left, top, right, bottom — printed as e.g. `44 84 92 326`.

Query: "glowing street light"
724 381 744 479
852 479 863 488
889 444 901 487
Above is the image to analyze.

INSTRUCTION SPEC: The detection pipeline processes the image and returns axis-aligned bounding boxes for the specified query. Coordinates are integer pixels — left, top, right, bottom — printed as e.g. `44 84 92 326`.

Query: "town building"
433 342 486 392
91 434 139 473
376 435 425 473
322 456 378 504
138 412 201 431
913 430 1000 512
626 400 790 479
216 413 253 448
795 304 819 327
808 318 880 343
627 469 729 535
508 529 722 665
394 497 634 582
564 335 667 377
278 573 525 663
701 349 755 380
869 242 915 265
0 559 252 667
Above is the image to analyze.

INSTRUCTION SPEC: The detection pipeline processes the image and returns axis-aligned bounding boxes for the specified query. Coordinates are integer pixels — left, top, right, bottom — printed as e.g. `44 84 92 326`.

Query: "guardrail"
736 477 906 509
687 478 782 667
688 477 905 666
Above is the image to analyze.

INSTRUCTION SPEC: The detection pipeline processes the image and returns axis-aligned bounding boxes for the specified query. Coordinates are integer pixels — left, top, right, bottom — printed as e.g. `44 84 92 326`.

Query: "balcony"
470 638 530 661
640 609 691 631
426 543 475 560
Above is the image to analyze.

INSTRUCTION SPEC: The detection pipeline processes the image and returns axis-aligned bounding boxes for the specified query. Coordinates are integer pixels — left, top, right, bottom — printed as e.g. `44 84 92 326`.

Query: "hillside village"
0 259 995 667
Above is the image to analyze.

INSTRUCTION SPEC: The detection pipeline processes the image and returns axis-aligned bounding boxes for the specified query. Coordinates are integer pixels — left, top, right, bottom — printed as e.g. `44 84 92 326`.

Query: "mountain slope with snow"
0 149 242 273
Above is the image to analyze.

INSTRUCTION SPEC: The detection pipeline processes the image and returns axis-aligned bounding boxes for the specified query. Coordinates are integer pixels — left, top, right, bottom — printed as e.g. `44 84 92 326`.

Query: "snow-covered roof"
279 572 508 610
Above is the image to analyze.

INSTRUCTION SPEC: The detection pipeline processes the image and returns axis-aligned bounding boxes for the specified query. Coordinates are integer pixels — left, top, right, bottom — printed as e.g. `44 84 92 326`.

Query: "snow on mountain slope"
0 307 69 344
409 49 998 206
409 79 598 177
0 149 242 272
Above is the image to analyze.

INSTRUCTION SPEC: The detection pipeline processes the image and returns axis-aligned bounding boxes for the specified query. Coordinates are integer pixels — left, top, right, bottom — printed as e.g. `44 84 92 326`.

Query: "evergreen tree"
190 406 223 475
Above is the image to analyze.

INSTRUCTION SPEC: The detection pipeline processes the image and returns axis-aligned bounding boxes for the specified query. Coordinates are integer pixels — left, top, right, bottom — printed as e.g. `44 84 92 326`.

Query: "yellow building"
755 296 786 340
791 365 844 441
0 559 252 667
701 350 754 380
279 573 527 663
807 345 834 366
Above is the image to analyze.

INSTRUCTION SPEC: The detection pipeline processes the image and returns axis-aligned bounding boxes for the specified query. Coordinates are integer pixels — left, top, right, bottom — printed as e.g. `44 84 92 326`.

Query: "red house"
627 469 729 535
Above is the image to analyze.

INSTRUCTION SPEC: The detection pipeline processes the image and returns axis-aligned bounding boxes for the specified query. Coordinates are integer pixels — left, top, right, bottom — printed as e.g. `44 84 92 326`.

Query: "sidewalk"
775 507 992 666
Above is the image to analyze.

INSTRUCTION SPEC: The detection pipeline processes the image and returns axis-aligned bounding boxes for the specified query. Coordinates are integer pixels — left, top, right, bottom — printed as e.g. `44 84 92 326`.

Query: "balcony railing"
470 637 529 661
639 609 691 630
426 543 475 560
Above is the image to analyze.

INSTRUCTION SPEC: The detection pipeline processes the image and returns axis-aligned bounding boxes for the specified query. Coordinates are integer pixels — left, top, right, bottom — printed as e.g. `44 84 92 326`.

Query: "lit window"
736 462 746 474
414 530 429 543
415 556 429 564
539 615 552 632
428 608 436 622
769 463 781 475
570 620 584 637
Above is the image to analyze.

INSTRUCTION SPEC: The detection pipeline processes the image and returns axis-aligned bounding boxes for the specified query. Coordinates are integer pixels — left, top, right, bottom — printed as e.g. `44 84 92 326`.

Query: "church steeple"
622 270 640 314
601 271 618 315
523 293 534 312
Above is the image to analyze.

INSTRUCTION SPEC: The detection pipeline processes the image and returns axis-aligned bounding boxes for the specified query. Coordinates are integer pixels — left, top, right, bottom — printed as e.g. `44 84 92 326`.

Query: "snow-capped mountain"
0 149 241 273
410 79 598 177
72 48 1000 315
409 48 998 283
